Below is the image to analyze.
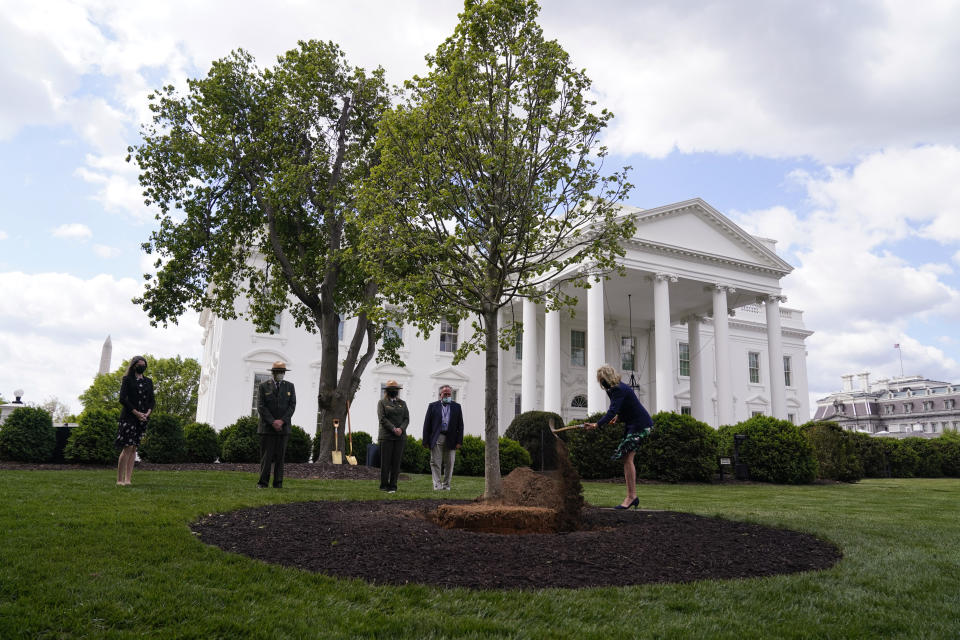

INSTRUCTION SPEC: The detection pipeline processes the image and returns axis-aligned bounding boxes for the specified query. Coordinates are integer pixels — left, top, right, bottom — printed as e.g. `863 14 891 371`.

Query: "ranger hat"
270 361 289 372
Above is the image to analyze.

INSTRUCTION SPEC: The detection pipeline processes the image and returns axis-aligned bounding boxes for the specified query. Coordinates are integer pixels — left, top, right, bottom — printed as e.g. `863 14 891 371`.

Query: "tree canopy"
79 355 200 424
131 40 395 453
364 0 633 498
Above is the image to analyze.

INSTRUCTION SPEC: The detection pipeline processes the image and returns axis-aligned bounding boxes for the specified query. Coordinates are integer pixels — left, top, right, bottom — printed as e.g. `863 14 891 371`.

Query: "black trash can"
366 442 380 468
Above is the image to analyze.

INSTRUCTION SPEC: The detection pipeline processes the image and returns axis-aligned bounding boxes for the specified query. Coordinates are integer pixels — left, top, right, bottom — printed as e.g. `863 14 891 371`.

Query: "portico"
515 199 799 427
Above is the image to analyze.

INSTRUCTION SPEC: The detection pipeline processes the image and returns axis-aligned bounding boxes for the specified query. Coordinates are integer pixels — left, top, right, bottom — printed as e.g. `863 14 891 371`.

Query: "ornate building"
196 199 812 437
813 373 960 436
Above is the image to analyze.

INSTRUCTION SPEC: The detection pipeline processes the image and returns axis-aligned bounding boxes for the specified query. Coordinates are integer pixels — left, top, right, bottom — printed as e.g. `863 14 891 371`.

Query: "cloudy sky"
2 0 960 415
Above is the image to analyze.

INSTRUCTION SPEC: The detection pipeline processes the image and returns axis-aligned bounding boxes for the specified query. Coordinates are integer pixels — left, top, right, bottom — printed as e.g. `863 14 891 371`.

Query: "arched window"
571 394 587 408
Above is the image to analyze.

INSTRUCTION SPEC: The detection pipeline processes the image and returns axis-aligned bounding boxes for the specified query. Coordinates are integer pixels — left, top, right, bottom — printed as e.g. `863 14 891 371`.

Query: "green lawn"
1 470 958 639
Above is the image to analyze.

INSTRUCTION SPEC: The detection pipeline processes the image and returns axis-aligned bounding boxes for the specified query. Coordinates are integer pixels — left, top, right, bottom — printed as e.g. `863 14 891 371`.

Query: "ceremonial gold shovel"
331 419 343 465
345 402 358 466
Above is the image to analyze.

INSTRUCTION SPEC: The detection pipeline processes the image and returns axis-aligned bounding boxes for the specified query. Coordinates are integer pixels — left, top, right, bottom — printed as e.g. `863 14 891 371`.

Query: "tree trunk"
482 307 503 500
315 309 345 461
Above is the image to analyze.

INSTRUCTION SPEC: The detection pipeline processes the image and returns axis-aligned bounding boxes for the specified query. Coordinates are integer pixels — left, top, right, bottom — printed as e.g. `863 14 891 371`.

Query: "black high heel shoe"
614 497 639 510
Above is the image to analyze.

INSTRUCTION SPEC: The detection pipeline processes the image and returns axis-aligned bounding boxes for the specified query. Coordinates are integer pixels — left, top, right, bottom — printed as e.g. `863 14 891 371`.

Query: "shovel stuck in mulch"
331 419 343 465
344 402 358 466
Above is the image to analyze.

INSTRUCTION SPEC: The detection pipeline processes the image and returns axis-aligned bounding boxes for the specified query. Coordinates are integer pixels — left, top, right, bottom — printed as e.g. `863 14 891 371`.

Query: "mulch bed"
0 461 380 481
190 499 841 590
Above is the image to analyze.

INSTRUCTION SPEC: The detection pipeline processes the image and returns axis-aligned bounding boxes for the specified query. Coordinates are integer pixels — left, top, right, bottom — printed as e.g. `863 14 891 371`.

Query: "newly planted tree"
364 0 633 498
131 41 393 457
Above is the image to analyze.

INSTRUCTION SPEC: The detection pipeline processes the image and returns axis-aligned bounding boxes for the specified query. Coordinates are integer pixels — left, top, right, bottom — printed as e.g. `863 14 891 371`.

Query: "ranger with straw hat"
377 379 408 493
256 361 296 489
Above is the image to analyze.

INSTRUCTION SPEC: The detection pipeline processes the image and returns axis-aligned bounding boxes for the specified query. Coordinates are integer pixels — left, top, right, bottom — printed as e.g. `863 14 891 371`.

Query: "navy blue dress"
596 382 653 459
115 375 155 449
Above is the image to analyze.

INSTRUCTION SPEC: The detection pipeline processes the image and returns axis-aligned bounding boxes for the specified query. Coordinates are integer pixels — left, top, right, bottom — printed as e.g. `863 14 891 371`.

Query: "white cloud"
0 230 7 240
733 146 960 397
0 271 201 413
51 223 93 240
93 244 121 258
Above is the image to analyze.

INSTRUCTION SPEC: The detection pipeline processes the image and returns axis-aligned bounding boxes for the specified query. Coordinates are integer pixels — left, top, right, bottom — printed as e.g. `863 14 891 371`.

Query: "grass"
1 470 958 639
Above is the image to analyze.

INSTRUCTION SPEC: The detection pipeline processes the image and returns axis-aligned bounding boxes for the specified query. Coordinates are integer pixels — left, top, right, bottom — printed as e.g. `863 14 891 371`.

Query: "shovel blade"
331 451 343 465
345 455 357 466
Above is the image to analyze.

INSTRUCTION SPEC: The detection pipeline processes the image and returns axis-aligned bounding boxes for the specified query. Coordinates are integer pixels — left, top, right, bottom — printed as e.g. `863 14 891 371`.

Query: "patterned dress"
115 375 155 449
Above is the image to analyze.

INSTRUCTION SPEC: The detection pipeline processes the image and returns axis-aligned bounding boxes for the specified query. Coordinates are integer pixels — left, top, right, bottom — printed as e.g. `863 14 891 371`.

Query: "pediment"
745 393 769 405
627 199 792 274
371 362 413 377
430 366 470 381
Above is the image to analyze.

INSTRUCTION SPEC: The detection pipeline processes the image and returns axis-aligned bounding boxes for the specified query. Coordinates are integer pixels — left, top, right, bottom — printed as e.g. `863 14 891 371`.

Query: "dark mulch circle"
190 499 841 590
0 461 381 481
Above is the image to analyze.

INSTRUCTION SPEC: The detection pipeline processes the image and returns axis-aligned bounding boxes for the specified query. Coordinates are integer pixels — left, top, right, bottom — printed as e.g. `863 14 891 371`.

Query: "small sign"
719 457 732 465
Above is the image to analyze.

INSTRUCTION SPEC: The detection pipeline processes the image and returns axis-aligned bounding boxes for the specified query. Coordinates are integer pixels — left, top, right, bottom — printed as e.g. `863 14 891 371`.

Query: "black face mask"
135 364 147 374
599 379 611 390
386 388 399 399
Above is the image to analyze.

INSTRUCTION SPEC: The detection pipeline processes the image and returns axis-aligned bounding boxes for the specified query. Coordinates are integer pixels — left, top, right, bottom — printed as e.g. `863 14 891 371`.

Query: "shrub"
882 438 919 477
285 425 312 463
183 422 219 463
64 408 120 465
900 437 943 477
400 434 430 473
347 430 373 465
935 431 960 477
0 407 55 463
454 435 485 476
801 421 863 482
564 412 623 480
636 412 718 482
850 432 889 477
139 413 186 463
220 416 260 463
504 411 566 471
717 415 817 484
499 436 532 475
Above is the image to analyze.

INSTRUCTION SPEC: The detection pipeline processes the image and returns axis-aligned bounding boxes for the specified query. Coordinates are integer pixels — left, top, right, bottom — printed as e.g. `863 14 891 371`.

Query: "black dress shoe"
614 497 640 510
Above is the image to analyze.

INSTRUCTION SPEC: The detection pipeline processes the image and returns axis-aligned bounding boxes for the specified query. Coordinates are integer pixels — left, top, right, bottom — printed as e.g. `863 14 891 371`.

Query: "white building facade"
195 199 812 437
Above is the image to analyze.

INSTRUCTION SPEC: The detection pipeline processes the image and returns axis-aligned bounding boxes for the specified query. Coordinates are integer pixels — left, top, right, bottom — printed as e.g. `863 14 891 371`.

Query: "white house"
195 198 812 438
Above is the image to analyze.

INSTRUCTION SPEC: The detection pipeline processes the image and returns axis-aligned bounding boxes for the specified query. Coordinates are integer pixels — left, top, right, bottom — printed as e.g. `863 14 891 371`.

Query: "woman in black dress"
116 356 155 486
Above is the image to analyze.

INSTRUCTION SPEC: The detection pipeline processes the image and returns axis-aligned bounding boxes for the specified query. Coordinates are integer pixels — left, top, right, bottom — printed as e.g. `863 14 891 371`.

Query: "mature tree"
364 0 633 498
130 41 393 457
79 355 200 424
38 397 72 423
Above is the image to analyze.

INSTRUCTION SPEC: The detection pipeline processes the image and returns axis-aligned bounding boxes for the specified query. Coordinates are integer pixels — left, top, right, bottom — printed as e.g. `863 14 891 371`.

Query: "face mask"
135 364 146 374
273 372 284 382
386 388 399 398
441 396 452 404
599 379 611 390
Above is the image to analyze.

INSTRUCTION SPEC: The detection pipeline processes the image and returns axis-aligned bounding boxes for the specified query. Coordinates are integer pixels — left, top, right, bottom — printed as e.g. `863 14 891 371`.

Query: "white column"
712 285 734 425
765 295 787 419
521 298 539 412
688 316 705 422
653 273 676 413
587 277 606 413
543 307 561 414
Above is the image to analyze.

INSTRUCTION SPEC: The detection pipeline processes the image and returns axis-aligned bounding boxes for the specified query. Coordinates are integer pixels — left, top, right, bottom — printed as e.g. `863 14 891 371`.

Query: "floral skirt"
116 417 148 450
611 427 651 461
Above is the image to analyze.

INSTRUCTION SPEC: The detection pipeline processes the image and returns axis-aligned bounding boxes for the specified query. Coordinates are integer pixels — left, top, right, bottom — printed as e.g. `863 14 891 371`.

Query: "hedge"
801 421 863 482
564 412 623 480
348 431 373 465
285 425 312 463
400 434 430 473
183 422 219 463
718 416 817 484
64 408 120 465
219 416 260 463
139 413 186 463
0 406 56 463
451 435 530 477
636 412 718 482
504 411 566 471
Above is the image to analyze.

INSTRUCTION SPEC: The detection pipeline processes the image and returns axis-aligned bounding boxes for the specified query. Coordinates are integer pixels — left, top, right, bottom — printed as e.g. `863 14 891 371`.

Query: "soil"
3 460 842 589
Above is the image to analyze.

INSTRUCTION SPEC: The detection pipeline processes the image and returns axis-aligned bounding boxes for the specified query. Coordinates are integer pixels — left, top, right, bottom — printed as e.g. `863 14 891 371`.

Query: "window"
570 330 585 367
621 336 635 371
748 351 760 384
903 403 913 414
250 372 272 416
787 413 795 424
884 404 895 415
751 410 764 417
439 319 458 353
515 327 523 360
571 394 587 408
514 393 522 418
923 401 934 411
383 321 403 344
680 406 691 416
783 355 792 387
946 399 956 410
678 342 690 377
